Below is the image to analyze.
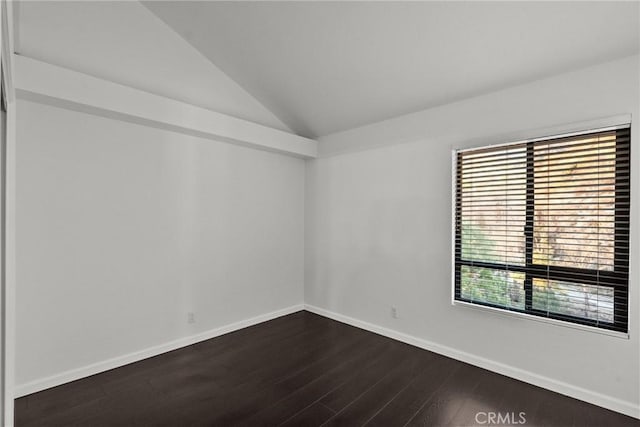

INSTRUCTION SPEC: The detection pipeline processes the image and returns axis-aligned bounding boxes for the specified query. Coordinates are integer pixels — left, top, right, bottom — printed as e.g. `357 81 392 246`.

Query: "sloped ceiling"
15 1 292 132
144 1 640 138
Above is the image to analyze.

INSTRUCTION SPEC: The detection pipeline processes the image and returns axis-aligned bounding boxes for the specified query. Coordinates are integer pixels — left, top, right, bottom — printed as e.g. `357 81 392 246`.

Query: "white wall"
306 55 640 415
16 1 291 133
15 100 304 388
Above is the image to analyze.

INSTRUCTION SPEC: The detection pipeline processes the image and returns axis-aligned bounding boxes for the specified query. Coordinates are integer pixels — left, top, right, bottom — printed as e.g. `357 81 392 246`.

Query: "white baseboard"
15 304 304 398
304 304 640 420
15 303 639 419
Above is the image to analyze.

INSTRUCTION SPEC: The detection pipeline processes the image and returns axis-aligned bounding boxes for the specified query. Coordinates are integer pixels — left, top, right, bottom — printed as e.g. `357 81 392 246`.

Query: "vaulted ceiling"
15 1 292 132
144 1 639 138
15 1 640 140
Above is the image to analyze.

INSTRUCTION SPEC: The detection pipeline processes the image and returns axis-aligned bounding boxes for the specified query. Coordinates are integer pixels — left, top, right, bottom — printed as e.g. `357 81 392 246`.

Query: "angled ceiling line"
140 0 309 138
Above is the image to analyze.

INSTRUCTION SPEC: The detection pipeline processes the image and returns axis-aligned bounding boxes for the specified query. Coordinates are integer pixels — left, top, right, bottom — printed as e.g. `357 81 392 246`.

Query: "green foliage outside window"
460 221 525 309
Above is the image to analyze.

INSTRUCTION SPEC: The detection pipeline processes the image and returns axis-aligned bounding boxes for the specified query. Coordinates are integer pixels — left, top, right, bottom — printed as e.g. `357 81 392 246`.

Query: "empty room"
0 1 639 426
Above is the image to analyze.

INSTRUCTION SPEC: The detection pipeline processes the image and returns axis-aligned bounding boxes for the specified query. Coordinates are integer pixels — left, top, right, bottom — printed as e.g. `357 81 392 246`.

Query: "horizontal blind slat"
455 126 630 332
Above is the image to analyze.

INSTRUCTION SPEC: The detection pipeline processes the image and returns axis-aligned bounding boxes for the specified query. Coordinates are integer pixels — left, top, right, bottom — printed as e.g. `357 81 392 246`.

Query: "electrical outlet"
187 312 195 324
391 306 398 319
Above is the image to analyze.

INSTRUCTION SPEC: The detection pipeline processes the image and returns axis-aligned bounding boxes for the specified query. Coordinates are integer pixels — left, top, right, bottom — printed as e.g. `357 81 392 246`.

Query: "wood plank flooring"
15 311 640 426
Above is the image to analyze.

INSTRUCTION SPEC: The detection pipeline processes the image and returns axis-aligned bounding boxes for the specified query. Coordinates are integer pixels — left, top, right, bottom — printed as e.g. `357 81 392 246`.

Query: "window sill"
452 299 630 339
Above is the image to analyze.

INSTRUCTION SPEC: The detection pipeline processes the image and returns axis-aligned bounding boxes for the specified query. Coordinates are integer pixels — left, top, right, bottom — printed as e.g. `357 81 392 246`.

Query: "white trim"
1 2 16 425
304 304 640 420
452 300 629 339
2 104 14 427
10 0 17 56
1 2 14 103
14 304 304 398
455 114 631 153
12 55 317 159
450 149 457 308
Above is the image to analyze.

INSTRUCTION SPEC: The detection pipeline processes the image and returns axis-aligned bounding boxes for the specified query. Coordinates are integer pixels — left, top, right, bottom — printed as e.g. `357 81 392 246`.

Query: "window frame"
451 122 631 337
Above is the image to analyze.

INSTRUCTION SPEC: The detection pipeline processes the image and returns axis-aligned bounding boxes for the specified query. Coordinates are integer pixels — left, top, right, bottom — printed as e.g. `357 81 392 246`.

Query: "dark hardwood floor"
15 311 640 426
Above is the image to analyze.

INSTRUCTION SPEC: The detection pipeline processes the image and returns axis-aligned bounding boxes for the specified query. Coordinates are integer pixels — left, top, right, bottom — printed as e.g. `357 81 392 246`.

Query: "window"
454 125 630 333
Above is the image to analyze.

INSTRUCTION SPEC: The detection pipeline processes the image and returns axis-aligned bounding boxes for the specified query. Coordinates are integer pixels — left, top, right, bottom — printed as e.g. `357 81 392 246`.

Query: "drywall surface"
16 1 291 133
16 100 304 387
14 55 317 159
306 55 640 412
